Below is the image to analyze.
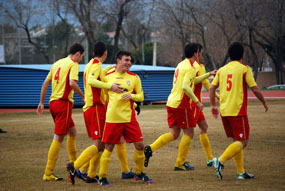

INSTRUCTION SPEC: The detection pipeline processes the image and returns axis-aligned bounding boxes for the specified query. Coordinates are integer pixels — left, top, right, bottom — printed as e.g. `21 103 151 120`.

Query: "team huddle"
37 41 268 186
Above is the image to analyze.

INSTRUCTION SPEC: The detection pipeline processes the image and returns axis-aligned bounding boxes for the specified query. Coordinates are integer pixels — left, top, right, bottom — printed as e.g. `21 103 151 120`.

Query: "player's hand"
81 96 85 105
196 101 204 112
36 103 44 115
211 106 219 118
121 94 132 101
111 83 124 93
264 102 269 112
209 70 217 76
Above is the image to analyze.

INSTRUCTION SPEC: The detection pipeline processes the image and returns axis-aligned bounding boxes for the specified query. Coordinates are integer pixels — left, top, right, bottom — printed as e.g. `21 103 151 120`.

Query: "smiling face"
117 55 132 73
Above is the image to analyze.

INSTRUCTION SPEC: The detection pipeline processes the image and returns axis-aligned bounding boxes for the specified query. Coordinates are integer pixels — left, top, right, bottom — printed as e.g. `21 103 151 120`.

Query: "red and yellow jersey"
104 70 144 123
83 58 108 112
167 58 200 108
191 62 211 106
47 57 79 104
212 61 257 116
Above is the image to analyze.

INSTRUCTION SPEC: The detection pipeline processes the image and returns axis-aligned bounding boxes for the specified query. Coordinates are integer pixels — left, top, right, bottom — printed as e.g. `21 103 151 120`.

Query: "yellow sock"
99 150 112 179
219 141 243 164
45 140 61 176
67 136 77 163
116 143 130 173
233 149 245 174
150 133 175 152
79 161 89 173
134 149 145 175
200 133 213 160
88 152 102 178
175 135 192 166
74 145 98 170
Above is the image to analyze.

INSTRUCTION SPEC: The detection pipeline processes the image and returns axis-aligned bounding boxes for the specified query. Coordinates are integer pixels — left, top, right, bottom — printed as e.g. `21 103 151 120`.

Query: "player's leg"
198 120 214 166
66 135 77 163
98 143 114 186
175 128 194 170
43 134 64 181
116 138 135 179
133 141 152 183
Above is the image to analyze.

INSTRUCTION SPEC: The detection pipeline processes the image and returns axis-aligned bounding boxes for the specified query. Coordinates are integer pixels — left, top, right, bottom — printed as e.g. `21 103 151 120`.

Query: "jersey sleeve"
245 66 257 87
47 70 52 80
69 63 79 81
131 75 144 102
212 70 220 87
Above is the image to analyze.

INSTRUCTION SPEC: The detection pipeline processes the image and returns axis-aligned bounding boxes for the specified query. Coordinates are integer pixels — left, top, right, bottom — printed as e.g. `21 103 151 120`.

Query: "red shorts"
83 104 106 140
221 116 250 141
102 112 143 144
167 106 195 128
49 100 74 135
192 106 206 125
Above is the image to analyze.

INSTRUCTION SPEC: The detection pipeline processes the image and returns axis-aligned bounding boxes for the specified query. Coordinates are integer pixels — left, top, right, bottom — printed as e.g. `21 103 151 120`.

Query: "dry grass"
0 100 285 191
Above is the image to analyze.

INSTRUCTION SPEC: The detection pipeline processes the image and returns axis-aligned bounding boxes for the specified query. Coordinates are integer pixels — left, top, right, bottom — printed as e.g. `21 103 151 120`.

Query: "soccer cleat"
174 162 195 171
122 171 135 179
43 174 63 181
134 172 153 183
85 175 99 183
66 163 76 185
144 146 152 167
236 172 255 180
76 169 87 181
98 177 112 186
207 159 214 167
213 157 224 180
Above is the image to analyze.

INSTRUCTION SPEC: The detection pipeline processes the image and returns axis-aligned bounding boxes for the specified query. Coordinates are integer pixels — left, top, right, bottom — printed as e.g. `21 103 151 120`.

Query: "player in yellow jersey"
188 43 219 167
66 41 123 184
98 50 152 186
37 43 85 181
144 43 213 171
210 42 268 180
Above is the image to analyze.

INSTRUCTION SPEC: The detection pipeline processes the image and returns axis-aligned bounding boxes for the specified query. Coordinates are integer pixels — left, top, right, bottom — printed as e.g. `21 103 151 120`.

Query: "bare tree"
4 0 51 63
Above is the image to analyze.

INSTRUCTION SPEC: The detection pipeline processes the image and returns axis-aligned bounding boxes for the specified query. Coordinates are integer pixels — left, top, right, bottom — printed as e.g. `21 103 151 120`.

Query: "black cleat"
66 163 76 185
144 145 152 167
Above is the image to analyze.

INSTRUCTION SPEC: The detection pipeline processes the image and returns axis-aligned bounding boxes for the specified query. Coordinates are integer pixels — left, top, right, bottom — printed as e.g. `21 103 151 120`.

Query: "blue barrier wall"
0 65 175 107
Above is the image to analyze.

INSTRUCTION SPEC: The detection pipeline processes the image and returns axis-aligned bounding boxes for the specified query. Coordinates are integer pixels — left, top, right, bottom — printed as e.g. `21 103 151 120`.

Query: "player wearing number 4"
209 42 268 180
37 43 85 181
144 43 216 171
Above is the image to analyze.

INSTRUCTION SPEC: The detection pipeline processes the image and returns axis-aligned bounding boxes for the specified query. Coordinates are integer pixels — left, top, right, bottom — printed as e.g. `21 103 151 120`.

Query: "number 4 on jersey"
54 67 61 84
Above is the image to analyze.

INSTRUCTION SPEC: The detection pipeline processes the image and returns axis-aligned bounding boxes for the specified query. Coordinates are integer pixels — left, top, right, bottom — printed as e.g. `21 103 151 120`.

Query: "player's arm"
203 79 220 99
246 66 268 112
194 69 217 84
102 64 116 75
210 74 220 118
251 86 268 112
88 66 123 93
182 71 203 111
70 79 84 104
37 78 51 115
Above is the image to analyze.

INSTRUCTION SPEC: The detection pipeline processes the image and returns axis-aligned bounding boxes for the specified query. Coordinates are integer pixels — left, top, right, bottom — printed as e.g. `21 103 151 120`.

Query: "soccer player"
144 43 209 171
37 43 85 181
188 43 219 167
98 50 152 186
209 42 268 180
66 41 123 184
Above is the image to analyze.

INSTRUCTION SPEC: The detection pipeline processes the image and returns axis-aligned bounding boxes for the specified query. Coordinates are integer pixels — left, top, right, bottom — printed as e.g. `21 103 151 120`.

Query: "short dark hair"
69 43 84 55
93 41 106 57
196 43 203 53
228 42 244 61
184 43 199 58
116 50 131 60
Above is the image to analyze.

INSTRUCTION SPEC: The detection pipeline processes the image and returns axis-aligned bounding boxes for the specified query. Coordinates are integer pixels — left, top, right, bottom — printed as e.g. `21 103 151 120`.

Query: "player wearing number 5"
37 43 85 181
209 42 268 180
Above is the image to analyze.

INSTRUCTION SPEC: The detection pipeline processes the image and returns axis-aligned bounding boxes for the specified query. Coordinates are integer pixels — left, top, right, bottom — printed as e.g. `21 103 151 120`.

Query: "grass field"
0 100 285 191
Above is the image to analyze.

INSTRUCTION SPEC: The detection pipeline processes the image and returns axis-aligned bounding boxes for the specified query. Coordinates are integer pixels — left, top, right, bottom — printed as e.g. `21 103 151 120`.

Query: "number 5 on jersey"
227 74 232 91
54 67 61 84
